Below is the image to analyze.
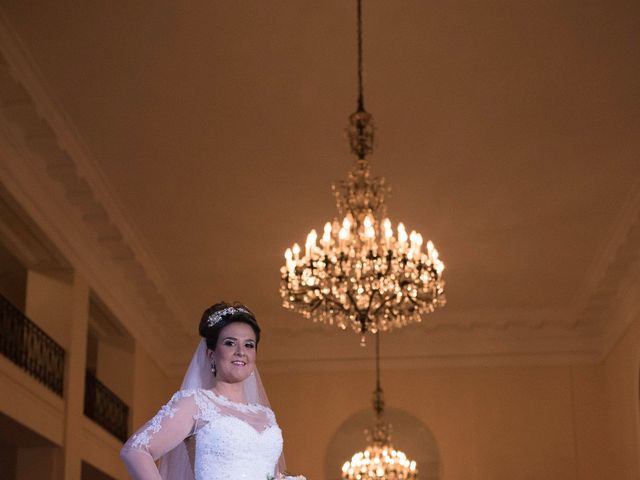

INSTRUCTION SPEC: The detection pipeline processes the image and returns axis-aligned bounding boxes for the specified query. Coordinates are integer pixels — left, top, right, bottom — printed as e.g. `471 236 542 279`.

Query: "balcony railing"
84 370 129 442
0 294 65 396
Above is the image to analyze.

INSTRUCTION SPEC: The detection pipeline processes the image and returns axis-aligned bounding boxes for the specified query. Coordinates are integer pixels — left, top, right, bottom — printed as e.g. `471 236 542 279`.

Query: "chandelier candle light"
280 0 445 341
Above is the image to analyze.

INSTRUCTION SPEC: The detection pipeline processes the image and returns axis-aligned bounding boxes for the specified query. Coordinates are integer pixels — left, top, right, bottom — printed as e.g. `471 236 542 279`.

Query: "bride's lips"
231 360 247 366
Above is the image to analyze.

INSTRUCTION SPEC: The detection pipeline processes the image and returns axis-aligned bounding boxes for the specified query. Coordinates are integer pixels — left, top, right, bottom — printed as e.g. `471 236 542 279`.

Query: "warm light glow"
341 443 418 480
365 217 376 240
366 226 376 238
426 240 434 253
306 229 317 257
383 219 392 238
306 229 317 247
397 223 408 245
323 222 332 240
280 206 445 335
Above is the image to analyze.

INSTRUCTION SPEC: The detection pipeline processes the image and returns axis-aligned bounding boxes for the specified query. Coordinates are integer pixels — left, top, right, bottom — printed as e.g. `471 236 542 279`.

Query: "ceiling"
1 1 639 371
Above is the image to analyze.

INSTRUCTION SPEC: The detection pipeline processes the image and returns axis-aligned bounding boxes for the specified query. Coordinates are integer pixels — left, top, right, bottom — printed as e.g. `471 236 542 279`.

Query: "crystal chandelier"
280 0 445 339
341 334 418 480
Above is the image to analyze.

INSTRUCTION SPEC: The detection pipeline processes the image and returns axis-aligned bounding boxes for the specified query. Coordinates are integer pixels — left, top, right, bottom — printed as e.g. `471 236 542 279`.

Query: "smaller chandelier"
341 431 418 480
341 334 418 480
279 0 445 339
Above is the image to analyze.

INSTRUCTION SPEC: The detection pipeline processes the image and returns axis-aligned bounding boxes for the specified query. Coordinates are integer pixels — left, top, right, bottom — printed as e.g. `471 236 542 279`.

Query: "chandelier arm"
371 295 392 316
345 290 370 333
322 295 351 315
307 298 324 313
405 291 422 308
366 289 386 320
374 331 381 397
345 290 360 312
373 278 398 310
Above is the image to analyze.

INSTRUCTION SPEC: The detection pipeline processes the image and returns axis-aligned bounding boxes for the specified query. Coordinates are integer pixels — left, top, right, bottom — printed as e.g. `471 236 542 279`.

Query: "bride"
121 302 304 480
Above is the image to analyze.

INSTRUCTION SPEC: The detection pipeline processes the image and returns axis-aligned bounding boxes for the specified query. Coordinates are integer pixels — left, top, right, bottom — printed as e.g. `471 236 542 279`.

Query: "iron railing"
0 294 65 396
84 370 129 442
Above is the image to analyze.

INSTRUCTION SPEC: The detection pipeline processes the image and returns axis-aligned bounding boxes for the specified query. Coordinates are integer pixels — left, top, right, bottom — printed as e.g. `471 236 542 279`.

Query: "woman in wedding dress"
120 302 304 480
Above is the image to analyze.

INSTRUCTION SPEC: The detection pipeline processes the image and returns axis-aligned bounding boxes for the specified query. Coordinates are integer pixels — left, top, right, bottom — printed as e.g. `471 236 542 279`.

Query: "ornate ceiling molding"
0 11 194 373
572 181 640 360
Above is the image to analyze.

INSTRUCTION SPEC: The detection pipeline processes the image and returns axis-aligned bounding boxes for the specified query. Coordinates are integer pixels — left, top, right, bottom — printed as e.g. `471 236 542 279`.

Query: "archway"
326 407 440 480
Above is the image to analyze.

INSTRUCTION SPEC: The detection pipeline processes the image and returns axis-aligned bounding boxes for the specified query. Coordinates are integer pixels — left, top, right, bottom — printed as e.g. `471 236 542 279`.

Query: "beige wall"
97 341 134 406
0 245 26 310
131 343 177 431
25 270 73 349
602 313 640 479
571 363 607 479
263 361 612 480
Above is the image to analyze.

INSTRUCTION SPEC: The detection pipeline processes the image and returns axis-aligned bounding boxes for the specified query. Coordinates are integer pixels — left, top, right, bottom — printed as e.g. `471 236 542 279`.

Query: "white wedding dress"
121 388 283 480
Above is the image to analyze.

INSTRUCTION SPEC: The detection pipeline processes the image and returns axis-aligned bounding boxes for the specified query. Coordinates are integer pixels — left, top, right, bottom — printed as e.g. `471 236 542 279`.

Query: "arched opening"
326 407 440 480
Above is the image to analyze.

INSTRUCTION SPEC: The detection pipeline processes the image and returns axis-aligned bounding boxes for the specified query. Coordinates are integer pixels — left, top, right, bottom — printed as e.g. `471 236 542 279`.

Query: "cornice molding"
257 350 602 374
572 181 640 359
0 10 193 374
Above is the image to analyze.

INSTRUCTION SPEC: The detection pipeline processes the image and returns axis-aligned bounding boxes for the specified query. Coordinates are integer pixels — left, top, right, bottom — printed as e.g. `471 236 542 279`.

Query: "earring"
211 362 217 377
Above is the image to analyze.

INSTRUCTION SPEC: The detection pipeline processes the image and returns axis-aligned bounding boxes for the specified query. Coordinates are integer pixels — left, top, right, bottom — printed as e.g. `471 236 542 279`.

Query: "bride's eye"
245 342 255 349
223 340 236 347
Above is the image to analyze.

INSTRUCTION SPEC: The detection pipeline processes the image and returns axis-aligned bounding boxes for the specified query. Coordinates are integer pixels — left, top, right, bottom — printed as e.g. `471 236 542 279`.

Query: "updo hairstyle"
199 301 261 351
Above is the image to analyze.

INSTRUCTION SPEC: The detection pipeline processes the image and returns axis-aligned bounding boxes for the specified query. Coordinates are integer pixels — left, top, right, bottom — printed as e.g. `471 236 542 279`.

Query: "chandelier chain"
280 0 445 341
341 331 419 479
374 331 383 416
356 0 364 112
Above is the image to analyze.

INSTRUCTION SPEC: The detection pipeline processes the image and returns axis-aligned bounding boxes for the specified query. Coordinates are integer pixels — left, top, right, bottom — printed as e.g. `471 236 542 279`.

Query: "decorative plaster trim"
258 350 602 374
572 181 640 359
0 10 195 372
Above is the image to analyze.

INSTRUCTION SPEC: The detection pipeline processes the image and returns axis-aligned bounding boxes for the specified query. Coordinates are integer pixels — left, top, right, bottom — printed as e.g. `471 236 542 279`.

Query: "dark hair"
199 302 261 350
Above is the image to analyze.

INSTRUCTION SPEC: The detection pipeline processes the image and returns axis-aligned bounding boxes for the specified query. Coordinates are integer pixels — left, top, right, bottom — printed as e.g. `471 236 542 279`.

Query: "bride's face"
211 322 257 383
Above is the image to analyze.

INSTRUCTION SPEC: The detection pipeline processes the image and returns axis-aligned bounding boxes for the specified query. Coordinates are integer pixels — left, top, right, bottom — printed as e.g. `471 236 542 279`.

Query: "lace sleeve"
120 389 199 480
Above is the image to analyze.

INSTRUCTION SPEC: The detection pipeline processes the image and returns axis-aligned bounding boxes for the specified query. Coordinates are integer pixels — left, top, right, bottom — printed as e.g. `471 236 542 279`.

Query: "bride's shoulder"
162 389 217 416
170 388 198 398
164 388 206 407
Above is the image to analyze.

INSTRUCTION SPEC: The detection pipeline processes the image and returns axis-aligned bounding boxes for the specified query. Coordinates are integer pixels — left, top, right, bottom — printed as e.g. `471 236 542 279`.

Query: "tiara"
206 306 250 328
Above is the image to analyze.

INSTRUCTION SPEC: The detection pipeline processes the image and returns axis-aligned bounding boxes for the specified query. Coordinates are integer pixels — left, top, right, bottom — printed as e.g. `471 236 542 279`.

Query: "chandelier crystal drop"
279 0 445 339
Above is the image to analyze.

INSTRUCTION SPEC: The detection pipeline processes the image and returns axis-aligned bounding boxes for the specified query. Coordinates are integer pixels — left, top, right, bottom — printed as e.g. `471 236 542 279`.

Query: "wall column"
61 272 89 480
25 269 89 480
131 341 175 432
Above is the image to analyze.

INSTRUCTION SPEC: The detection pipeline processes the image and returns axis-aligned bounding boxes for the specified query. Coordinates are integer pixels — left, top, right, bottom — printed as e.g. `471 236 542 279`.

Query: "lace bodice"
121 389 283 480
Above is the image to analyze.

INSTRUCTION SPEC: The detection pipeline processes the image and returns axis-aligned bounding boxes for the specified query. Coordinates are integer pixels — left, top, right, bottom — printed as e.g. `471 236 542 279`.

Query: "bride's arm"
121 390 198 480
